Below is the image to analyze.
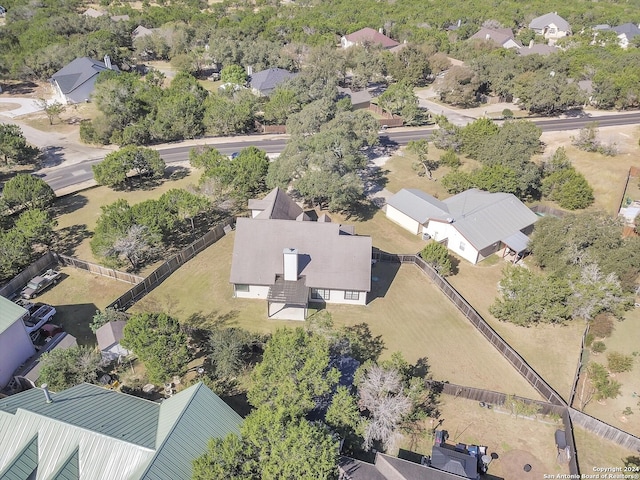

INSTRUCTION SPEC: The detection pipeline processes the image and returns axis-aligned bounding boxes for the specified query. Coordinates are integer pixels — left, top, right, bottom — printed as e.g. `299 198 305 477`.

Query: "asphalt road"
41 112 640 193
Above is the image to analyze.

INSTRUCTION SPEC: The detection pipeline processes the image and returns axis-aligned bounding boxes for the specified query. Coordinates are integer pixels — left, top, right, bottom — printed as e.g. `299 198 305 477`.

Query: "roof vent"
446 217 454 223
41 384 53 404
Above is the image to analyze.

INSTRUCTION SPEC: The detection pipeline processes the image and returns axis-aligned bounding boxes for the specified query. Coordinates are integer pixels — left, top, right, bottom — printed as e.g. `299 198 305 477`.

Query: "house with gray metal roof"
528 12 571 44
50 56 118 104
231 188 372 320
386 189 538 264
249 68 297 96
339 453 477 479
0 297 35 390
0 382 242 480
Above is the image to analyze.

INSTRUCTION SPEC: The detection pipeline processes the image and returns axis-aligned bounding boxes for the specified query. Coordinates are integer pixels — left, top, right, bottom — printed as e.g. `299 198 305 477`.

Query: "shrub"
502 108 514 119
420 242 453 276
590 314 614 338
585 333 594 347
591 341 607 354
623 407 634 416
439 149 461 168
607 352 634 373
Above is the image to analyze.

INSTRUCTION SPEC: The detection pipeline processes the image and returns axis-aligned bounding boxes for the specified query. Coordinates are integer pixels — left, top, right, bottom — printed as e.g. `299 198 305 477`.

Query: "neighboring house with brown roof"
96 321 130 362
386 189 538 264
337 86 373 110
231 188 372 320
468 28 521 49
528 12 571 43
341 27 400 49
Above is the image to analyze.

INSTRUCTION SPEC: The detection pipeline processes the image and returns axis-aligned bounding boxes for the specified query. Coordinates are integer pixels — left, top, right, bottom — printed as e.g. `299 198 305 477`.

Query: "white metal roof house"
50 56 118 104
528 12 571 44
386 189 539 264
0 297 35 390
231 188 372 320
0 382 242 480
96 320 130 362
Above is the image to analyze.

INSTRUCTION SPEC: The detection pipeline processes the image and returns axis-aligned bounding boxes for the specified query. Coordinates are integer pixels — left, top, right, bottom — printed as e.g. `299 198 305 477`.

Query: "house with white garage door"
386 188 539 264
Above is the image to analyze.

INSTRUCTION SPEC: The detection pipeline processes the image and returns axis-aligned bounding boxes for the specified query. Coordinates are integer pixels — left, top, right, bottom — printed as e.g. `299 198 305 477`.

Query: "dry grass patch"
579 308 640 437
447 259 584 401
538 125 640 214
398 395 568 480
573 424 637 472
53 171 200 262
34 266 133 346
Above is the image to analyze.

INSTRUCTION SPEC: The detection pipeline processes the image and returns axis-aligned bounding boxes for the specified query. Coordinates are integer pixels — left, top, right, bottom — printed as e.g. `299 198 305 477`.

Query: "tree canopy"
38 346 103 391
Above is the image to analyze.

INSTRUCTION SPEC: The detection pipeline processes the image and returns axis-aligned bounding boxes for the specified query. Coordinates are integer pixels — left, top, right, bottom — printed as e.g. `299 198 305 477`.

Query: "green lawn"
131 231 541 399
447 257 584 402
33 266 133 346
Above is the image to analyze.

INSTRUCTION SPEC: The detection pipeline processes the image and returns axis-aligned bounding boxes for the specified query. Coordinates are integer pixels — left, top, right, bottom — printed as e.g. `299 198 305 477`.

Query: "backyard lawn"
447 258 584 402
33 266 133 346
397 395 568 480
131 231 541 399
573 424 638 472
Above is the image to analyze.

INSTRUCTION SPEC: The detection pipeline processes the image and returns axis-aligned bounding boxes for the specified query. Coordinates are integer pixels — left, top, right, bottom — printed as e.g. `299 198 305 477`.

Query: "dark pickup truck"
21 269 60 299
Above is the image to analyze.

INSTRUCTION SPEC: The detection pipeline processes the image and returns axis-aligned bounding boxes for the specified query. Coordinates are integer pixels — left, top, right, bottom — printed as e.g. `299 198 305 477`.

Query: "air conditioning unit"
422 232 431 240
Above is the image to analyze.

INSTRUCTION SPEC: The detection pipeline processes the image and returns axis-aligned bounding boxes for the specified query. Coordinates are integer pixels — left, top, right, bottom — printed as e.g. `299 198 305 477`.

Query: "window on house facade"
235 284 249 292
344 291 360 301
459 242 465 251
311 288 330 300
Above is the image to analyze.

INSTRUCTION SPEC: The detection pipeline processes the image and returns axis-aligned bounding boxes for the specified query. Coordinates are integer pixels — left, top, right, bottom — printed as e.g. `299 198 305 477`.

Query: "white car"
22 305 57 334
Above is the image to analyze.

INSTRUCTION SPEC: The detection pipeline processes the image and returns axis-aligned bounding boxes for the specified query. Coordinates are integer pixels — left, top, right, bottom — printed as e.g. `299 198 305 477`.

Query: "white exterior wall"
309 289 367 306
341 36 355 49
424 221 480 264
251 209 262 218
0 320 36 389
233 284 270 299
385 205 421 235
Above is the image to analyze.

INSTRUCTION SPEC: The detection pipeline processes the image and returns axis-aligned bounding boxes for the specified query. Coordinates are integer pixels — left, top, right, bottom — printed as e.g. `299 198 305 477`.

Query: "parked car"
21 269 60 299
22 305 57 334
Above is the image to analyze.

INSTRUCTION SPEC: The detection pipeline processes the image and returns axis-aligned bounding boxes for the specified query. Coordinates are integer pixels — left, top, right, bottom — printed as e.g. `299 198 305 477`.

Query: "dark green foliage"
220 65 248 85
591 341 607 354
193 434 258 480
420 242 452 276
377 81 425 126
340 323 385 363
13 208 56 246
90 307 129 334
203 90 257 136
513 70 585 115
490 266 571 325
2 174 55 210
93 146 165 189
38 346 103 391
263 88 301 125
0 228 33 280
439 150 461 168
588 362 621 401
0 124 39 167
121 312 190 383
459 118 499 157
542 160 594 210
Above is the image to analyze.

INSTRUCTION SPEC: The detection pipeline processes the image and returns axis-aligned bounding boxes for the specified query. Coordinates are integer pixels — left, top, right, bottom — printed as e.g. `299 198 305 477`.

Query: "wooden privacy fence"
55 254 144 284
570 408 640 451
0 251 58 299
562 408 581 476
107 218 234 311
373 251 566 406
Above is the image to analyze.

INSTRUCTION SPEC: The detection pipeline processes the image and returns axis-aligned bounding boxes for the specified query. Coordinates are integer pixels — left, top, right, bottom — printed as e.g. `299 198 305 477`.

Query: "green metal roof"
0 434 37 480
0 297 27 335
50 448 79 480
0 383 159 448
139 383 242 480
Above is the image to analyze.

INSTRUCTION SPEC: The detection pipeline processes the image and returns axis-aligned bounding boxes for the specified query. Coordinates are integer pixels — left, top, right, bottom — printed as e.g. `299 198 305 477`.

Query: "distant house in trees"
249 68 297 96
230 188 372 320
517 41 559 56
337 86 373 110
596 23 640 49
131 25 155 41
50 56 118 104
0 382 242 480
0 298 35 390
96 320 130 362
386 189 539 264
82 8 129 21
341 27 400 50
468 28 522 49
528 12 571 43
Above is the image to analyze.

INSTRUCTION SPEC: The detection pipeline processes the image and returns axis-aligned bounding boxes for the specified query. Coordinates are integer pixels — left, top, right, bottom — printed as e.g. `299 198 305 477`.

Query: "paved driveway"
0 97 43 118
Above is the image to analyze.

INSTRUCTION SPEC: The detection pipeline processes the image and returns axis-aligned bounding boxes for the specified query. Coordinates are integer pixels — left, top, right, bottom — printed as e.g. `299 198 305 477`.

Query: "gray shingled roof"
51 57 109 94
231 217 371 292
0 296 27 335
249 68 297 95
339 456 388 480
430 445 479 479
96 320 127 351
344 27 400 48
469 28 516 46
387 189 449 224
529 12 571 32
249 187 305 220
612 22 640 39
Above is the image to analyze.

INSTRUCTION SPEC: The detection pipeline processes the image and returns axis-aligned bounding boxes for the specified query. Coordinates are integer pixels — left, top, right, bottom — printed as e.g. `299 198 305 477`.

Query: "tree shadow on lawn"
52 193 88 217
51 224 91 255
368 260 401 302
165 165 190 181
51 303 99 346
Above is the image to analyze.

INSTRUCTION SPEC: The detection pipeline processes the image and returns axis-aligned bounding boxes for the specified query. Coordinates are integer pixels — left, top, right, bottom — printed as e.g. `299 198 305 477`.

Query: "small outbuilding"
96 320 130 362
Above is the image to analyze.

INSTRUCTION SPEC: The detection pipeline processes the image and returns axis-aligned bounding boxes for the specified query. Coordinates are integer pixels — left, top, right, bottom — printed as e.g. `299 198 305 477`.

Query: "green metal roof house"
0 382 242 480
